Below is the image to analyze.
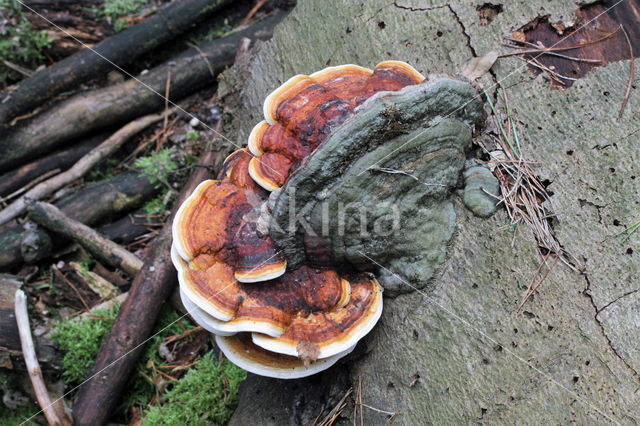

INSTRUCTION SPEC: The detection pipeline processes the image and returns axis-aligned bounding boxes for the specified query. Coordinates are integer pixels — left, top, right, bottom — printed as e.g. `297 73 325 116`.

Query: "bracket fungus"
172 61 486 378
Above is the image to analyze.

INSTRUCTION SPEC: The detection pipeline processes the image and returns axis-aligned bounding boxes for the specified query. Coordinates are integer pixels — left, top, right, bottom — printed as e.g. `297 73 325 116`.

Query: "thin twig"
3 59 34 77
519 254 560 308
0 168 60 203
358 378 363 426
78 292 128 320
185 41 216 77
239 0 268 27
503 39 602 63
618 24 634 119
314 388 352 426
0 110 172 226
361 403 396 416
159 67 172 152
525 57 575 83
28 201 144 276
15 290 72 426
518 250 551 311
163 326 203 344
53 266 91 311
499 28 621 58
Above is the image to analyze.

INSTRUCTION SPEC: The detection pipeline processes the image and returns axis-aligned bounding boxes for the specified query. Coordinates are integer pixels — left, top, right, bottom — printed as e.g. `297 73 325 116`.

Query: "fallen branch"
0 132 106 198
0 275 61 373
100 208 158 246
79 292 128 320
0 0 234 124
0 11 287 173
71 128 227 424
15 290 72 426
0 110 169 226
27 201 143 276
0 171 158 270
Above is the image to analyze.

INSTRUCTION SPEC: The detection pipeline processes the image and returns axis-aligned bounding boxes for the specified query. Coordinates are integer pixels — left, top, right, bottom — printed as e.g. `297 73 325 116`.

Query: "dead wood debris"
71 121 226 424
0 3 294 423
0 0 235 124
0 110 171 226
27 201 143 276
15 289 72 425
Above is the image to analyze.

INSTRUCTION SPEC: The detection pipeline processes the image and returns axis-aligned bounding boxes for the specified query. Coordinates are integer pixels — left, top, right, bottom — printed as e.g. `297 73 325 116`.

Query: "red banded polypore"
172 61 423 378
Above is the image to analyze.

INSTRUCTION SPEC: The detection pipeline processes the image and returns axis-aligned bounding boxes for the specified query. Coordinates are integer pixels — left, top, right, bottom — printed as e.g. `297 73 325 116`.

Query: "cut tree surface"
216 0 640 424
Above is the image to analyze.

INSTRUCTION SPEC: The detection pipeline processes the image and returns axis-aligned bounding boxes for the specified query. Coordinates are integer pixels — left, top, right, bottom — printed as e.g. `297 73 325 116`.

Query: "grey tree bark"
215 0 640 424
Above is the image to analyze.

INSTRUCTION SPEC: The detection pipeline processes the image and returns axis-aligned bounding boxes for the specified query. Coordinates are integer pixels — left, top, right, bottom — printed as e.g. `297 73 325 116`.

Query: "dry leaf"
461 51 499 80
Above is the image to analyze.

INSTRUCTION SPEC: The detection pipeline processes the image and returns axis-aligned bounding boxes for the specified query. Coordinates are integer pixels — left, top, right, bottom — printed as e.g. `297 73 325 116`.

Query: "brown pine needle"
480 85 574 307
499 27 621 58
519 254 560 309
618 24 634 119
239 0 268 27
358 378 363 426
163 326 203 344
53 266 90 311
314 388 353 426
519 250 551 310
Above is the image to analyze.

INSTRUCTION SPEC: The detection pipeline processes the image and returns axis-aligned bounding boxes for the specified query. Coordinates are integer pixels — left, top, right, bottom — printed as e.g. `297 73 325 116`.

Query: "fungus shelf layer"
172 61 424 378
248 61 425 192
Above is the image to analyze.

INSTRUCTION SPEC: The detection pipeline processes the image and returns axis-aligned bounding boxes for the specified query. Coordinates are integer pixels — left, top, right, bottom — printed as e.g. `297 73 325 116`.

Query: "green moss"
97 0 148 32
124 306 195 410
134 148 178 189
142 195 166 216
186 130 200 141
0 0 51 87
0 402 39 426
87 158 119 182
142 353 246 425
0 372 39 425
53 302 220 418
52 304 120 385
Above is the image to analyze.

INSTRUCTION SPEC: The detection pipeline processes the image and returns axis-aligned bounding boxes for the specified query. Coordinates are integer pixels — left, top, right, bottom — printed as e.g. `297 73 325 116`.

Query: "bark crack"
446 4 478 58
581 271 640 377
447 4 499 82
392 1 448 12
596 288 640 315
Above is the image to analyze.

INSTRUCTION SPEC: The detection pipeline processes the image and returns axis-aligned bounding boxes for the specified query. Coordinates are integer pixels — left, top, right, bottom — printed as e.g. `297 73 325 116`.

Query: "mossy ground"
52 302 246 421
53 304 120 385
0 402 39 426
143 353 246 425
